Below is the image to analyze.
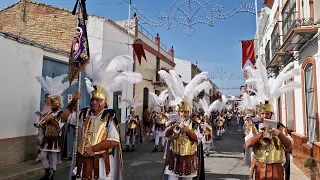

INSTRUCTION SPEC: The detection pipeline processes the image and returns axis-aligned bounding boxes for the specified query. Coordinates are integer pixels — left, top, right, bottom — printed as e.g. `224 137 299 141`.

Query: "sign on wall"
118 95 122 109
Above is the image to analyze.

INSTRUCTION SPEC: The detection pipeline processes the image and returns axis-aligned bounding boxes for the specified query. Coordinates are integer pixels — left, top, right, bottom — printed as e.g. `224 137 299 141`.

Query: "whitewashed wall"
0 35 69 139
293 36 320 135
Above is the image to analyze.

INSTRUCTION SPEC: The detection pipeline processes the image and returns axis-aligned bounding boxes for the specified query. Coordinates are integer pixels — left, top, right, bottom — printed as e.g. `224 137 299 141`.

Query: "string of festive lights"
130 0 265 36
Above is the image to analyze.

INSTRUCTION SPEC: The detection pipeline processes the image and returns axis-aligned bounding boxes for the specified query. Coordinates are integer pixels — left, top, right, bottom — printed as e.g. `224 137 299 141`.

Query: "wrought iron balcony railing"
282 0 314 40
265 40 271 66
271 23 280 59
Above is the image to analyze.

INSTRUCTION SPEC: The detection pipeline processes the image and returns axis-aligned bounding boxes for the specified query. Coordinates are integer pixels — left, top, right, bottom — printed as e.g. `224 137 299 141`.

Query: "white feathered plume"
122 96 143 109
239 93 258 110
84 52 143 96
36 74 78 106
245 60 301 103
199 99 223 116
149 89 169 107
158 70 209 107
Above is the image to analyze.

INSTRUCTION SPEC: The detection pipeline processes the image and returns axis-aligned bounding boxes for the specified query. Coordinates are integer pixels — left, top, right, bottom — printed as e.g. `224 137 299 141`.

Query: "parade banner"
68 0 90 84
241 40 255 69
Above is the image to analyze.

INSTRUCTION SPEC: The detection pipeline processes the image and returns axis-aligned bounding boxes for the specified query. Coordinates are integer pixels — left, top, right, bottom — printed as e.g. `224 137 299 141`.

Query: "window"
156 57 160 81
40 58 90 110
304 63 316 142
155 90 160 96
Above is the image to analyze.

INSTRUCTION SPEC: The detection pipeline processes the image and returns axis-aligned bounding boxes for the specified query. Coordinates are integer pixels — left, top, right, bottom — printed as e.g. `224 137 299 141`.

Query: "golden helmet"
175 101 191 112
257 101 273 112
91 85 107 100
50 95 62 106
129 107 135 114
204 114 210 120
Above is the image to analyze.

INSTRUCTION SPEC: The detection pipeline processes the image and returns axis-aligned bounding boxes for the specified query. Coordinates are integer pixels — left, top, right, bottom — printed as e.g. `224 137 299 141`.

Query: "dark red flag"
241 40 255 69
132 39 146 65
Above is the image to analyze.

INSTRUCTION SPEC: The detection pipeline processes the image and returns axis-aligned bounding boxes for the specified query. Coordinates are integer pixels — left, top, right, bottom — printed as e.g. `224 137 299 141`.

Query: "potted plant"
304 157 318 173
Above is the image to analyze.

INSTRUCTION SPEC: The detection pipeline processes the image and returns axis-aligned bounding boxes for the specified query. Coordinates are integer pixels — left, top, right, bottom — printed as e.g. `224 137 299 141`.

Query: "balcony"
271 23 280 58
265 41 271 66
267 51 296 69
281 0 317 52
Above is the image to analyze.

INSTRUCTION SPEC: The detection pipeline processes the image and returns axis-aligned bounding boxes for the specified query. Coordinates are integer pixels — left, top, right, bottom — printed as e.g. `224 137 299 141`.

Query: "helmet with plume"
158 70 211 112
199 98 224 120
245 59 301 112
36 74 78 107
84 52 143 101
149 89 169 112
122 96 143 114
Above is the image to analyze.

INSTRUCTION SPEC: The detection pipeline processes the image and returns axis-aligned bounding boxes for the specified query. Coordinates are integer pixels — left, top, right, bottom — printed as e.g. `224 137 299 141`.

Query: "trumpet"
260 127 273 146
173 117 186 135
34 112 52 128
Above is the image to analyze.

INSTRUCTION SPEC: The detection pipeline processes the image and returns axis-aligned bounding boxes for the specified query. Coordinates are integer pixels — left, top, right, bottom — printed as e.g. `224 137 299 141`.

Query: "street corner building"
244 0 320 178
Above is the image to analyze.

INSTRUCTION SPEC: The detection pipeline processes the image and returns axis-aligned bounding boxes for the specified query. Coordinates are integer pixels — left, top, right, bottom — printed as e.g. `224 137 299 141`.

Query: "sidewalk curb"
0 160 71 180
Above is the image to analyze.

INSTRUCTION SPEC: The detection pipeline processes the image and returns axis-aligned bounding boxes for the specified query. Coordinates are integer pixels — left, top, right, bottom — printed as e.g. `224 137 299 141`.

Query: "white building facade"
253 0 320 176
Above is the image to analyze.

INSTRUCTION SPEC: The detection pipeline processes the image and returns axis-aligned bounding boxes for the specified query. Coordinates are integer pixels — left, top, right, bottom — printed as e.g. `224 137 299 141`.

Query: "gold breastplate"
172 123 197 156
79 112 108 156
45 116 60 137
204 126 211 135
155 113 167 125
253 136 283 164
128 115 137 129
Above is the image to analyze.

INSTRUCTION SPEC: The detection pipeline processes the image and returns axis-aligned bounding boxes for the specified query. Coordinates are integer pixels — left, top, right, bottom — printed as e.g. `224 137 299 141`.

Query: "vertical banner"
241 40 255 69
68 0 90 84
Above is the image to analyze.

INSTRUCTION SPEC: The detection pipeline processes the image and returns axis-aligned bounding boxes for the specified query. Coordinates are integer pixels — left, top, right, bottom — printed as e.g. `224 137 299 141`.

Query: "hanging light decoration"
131 0 264 36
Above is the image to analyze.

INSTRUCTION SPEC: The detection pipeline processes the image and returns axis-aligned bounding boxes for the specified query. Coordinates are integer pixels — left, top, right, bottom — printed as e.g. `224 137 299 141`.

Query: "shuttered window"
304 63 316 142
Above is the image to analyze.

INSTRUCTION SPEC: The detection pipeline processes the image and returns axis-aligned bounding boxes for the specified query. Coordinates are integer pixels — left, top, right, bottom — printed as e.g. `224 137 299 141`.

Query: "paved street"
31 118 249 180
31 118 309 180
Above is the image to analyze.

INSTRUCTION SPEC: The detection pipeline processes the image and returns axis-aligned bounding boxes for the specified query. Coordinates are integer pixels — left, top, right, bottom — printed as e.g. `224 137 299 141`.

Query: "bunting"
68 0 90 84
241 40 255 69
132 39 147 65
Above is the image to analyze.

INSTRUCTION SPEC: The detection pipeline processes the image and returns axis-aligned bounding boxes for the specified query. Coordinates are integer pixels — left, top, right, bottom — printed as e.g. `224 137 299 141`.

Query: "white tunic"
75 111 121 180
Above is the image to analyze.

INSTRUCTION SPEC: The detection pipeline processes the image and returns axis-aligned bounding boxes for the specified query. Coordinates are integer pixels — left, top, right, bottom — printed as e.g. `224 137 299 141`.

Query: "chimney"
155 33 160 46
169 46 174 60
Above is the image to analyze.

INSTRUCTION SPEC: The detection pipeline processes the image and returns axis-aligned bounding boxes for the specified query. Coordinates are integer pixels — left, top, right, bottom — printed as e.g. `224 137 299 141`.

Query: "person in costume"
149 89 169 152
198 99 222 157
277 122 293 180
62 53 142 180
123 97 142 152
34 93 51 163
244 59 301 180
215 113 225 140
35 74 77 180
159 70 211 180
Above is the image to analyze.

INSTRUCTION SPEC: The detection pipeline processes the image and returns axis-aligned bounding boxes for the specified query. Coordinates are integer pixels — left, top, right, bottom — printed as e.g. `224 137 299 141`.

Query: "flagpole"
125 0 131 120
254 0 259 63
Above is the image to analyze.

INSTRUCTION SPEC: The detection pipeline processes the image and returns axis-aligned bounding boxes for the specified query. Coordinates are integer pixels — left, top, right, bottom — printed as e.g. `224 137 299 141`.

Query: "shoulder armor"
80 107 91 121
102 109 119 126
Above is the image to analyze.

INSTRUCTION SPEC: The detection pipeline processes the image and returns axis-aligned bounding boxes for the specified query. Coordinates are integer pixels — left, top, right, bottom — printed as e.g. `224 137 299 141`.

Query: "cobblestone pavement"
31 118 309 180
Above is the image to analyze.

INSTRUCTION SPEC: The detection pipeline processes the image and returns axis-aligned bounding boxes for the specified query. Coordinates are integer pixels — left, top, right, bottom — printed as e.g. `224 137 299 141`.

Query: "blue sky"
1 0 258 95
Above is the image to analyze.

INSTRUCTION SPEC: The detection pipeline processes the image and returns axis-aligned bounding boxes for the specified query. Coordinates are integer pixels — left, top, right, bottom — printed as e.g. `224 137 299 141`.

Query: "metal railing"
138 25 172 55
271 23 280 59
265 40 271 66
281 0 314 41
